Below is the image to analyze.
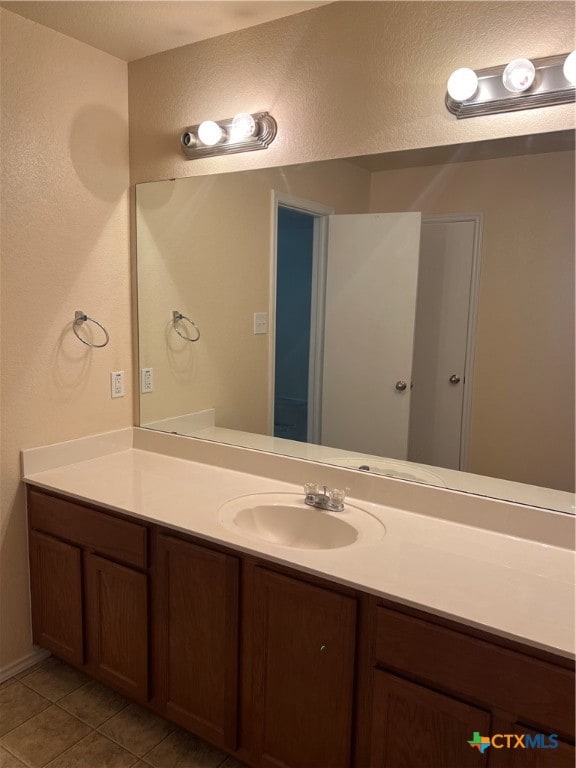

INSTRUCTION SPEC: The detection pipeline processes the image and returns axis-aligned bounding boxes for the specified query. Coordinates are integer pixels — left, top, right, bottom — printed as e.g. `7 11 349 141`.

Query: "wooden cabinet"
371 605 575 768
27 488 574 768
29 530 83 666
85 553 148 701
248 567 357 768
508 731 575 768
153 533 239 751
28 490 149 702
371 670 490 768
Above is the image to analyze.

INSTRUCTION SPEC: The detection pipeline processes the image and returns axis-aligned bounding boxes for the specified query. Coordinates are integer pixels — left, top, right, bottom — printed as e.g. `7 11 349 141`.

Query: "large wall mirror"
136 131 575 514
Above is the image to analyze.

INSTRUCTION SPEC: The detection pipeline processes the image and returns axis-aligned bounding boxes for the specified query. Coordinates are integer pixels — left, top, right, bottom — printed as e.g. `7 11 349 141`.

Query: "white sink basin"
218 492 385 550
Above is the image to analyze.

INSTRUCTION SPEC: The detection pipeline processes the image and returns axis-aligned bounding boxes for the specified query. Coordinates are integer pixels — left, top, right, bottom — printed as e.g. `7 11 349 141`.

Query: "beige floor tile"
0 745 27 767
144 729 226 768
0 682 50 737
0 705 90 768
98 704 174 757
45 731 138 768
0 680 18 692
19 661 87 703
58 681 128 728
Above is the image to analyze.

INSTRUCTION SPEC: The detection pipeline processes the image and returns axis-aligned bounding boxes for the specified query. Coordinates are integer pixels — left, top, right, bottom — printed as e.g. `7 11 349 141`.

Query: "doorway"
273 207 315 442
271 193 334 443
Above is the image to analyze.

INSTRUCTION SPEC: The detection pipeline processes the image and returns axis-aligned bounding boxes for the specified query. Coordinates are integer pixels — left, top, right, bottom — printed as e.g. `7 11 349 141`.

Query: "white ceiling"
1 1 330 62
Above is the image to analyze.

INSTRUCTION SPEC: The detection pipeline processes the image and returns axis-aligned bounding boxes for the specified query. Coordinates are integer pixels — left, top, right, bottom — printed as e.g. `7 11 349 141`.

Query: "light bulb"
197 120 225 146
563 51 576 85
446 68 479 101
231 112 257 141
502 58 535 93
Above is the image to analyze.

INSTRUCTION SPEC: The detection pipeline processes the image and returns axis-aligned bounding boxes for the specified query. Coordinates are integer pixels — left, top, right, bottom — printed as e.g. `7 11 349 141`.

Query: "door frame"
269 192 334 441
420 212 484 471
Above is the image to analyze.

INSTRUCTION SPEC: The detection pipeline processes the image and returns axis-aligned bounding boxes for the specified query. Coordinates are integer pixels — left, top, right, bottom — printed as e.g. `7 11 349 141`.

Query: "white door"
408 217 477 470
321 213 422 458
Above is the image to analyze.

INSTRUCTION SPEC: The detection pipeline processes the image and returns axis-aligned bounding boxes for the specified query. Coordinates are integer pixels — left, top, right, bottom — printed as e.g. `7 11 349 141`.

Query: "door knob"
449 374 461 384
395 380 407 391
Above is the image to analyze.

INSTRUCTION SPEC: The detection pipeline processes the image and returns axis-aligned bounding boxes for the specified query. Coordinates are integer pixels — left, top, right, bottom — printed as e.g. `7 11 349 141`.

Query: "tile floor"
0 658 246 768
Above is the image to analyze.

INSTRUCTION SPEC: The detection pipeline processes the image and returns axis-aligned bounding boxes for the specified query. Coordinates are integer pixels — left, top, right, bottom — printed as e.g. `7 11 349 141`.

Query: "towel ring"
73 311 110 348
172 310 200 342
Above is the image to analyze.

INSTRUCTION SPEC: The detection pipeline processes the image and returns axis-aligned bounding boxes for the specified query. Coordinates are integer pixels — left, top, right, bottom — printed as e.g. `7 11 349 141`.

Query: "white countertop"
22 429 575 660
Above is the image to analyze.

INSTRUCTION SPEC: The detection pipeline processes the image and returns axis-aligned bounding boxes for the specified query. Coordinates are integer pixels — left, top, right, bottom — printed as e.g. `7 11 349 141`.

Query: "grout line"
0 693 53 740
0 740 36 768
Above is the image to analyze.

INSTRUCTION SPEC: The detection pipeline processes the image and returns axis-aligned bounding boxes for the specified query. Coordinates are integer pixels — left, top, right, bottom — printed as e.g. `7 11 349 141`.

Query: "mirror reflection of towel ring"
73 311 110 348
172 310 200 342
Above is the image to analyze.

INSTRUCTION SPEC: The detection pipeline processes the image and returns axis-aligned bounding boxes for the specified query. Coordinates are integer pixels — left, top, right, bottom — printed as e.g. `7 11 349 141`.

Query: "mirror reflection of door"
273 203 481 472
273 207 315 443
408 216 480 471
321 213 422 460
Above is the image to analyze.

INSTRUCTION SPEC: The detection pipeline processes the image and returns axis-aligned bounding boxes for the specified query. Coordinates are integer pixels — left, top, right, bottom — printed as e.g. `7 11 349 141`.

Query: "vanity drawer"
28 489 147 569
375 606 575 737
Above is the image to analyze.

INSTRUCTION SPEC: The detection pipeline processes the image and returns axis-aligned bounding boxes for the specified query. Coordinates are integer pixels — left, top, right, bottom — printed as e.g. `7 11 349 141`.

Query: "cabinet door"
508 726 575 768
154 534 239 751
371 669 491 768
251 568 356 768
85 552 148 702
29 531 83 666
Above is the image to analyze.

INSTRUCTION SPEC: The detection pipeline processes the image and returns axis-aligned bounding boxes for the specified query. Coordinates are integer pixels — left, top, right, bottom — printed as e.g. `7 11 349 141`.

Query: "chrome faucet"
304 483 348 512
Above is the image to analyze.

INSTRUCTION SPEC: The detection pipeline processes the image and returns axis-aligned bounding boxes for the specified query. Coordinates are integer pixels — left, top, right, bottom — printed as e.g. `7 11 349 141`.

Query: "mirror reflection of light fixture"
446 53 575 118
181 112 277 159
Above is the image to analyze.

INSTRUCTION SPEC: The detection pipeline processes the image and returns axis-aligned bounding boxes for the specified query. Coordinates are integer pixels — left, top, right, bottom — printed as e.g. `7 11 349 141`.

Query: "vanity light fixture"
502 58 536 93
197 120 226 146
563 50 576 85
447 68 479 101
445 53 575 118
180 111 277 159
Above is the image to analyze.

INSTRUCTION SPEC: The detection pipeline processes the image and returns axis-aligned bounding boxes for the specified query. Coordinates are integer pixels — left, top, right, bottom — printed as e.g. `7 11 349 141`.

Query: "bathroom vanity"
23 430 575 768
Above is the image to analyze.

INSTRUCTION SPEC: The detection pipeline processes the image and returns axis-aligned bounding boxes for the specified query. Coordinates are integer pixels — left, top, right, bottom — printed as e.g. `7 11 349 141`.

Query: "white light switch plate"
253 312 268 335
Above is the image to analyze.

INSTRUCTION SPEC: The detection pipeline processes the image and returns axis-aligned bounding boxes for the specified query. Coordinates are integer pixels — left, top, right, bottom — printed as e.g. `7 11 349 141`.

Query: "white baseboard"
0 647 51 683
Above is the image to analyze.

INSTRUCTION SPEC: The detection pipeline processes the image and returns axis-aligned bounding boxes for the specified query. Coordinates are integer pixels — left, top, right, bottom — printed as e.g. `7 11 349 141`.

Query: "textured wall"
369 150 575 492
137 159 370 430
0 10 131 670
128 1 575 184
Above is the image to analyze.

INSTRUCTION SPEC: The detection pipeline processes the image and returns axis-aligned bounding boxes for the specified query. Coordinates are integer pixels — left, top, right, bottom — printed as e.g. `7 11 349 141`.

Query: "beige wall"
369 150 575 492
0 10 131 670
137 160 370 430
128 1 574 185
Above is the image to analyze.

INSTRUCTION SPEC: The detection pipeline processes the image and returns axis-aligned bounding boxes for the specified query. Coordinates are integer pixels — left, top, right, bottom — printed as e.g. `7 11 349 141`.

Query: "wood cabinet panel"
154 533 239 751
371 669 491 768
508 726 575 768
85 553 148 701
29 531 83 666
251 567 356 768
375 606 575 738
29 489 147 568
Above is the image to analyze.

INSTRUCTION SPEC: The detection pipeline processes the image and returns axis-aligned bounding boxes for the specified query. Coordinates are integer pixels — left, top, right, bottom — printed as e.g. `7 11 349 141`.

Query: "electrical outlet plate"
110 371 125 398
141 367 154 393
